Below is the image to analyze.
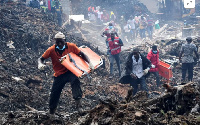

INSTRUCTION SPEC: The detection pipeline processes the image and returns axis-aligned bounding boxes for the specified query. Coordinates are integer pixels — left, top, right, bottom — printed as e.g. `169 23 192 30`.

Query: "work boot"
181 79 187 85
75 99 81 109
75 99 83 113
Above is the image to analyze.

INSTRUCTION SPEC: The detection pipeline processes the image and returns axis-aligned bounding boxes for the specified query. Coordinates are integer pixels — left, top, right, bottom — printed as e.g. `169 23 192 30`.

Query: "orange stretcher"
158 61 173 80
60 46 103 78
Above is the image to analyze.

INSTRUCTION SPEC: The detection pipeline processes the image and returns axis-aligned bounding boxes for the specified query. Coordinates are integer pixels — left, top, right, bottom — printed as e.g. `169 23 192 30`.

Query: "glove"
114 42 118 45
151 64 155 68
143 67 150 75
38 63 46 70
101 35 104 37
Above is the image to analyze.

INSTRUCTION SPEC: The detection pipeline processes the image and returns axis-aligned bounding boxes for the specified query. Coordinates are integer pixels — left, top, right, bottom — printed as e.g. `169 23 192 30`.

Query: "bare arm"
78 51 91 63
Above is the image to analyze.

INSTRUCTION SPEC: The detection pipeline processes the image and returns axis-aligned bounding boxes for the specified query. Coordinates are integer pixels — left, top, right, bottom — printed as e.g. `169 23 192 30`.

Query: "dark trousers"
49 71 82 110
130 76 148 96
150 71 160 86
57 17 62 27
182 63 194 81
139 29 146 39
147 26 153 39
130 29 135 40
109 53 121 76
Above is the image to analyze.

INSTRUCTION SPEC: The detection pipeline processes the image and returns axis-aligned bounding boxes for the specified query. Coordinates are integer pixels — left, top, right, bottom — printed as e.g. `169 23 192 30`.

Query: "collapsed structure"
0 1 200 125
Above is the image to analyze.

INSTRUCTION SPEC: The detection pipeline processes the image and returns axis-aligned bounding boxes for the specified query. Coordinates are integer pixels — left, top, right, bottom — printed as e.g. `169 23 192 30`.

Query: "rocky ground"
0 1 200 125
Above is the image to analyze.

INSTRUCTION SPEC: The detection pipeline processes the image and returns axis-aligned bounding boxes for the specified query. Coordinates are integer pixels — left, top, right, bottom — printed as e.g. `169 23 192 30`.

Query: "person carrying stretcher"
38 32 94 114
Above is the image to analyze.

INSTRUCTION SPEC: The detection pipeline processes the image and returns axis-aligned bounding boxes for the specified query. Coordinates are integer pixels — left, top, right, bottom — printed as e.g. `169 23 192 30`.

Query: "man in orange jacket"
147 45 160 87
38 32 94 114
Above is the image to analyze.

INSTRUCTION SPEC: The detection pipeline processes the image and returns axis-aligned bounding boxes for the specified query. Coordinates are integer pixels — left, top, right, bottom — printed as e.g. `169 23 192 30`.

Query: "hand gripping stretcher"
59 46 103 79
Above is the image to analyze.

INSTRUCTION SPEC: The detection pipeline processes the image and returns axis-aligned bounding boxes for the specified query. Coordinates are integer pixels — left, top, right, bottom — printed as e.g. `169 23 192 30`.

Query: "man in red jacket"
147 45 160 87
108 32 123 78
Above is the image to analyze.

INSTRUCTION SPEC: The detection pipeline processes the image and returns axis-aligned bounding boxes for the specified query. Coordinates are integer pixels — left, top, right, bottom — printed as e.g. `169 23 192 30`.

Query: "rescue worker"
52 0 62 27
108 32 123 78
179 37 199 83
38 32 94 114
101 22 118 55
147 45 160 87
119 48 151 96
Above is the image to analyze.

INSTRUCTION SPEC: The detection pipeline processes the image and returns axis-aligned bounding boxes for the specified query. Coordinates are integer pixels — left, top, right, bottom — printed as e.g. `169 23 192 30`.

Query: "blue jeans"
106 40 111 55
182 63 194 81
139 29 146 39
130 76 148 96
150 71 160 86
147 26 153 39
109 53 121 76
130 29 135 40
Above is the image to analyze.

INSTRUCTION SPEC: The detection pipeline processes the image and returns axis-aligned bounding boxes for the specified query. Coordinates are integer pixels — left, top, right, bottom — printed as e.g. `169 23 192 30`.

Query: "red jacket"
147 50 159 72
108 37 121 55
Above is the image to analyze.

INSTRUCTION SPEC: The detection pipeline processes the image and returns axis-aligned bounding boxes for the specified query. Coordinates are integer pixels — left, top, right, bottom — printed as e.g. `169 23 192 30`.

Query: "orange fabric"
42 42 80 77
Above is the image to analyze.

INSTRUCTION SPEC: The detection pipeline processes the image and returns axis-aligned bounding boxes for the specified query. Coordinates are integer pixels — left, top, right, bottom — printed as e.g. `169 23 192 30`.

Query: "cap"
132 48 140 52
152 45 157 50
186 37 192 42
55 32 65 39
108 22 113 26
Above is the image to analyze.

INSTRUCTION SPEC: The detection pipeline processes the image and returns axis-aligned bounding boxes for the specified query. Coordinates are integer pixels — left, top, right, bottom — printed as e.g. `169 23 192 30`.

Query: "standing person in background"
119 48 151 96
134 15 140 38
147 45 160 87
123 22 131 42
179 37 199 83
127 15 136 42
52 0 62 27
108 32 123 78
97 8 103 24
147 16 154 40
88 6 94 21
110 11 116 22
139 15 147 39
102 9 109 23
101 22 118 55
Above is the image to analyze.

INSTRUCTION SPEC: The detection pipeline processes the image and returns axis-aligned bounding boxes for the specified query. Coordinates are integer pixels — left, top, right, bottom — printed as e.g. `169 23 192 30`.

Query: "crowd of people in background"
87 5 160 43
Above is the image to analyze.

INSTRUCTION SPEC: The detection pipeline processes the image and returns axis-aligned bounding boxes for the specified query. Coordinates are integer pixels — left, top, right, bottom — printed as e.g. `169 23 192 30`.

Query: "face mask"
56 45 65 50
152 50 157 54
109 26 113 29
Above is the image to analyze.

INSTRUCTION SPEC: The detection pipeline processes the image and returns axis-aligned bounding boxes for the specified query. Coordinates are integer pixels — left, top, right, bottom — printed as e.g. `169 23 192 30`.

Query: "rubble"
0 1 200 125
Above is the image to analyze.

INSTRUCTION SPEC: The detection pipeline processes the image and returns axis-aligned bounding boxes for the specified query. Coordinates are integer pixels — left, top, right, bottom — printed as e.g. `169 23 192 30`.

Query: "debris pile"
0 2 200 125
0 2 130 116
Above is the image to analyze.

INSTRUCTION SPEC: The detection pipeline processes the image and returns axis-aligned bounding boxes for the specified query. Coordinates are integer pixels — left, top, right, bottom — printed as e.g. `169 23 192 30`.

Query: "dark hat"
108 22 113 26
132 48 140 52
186 37 192 42
152 45 157 50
